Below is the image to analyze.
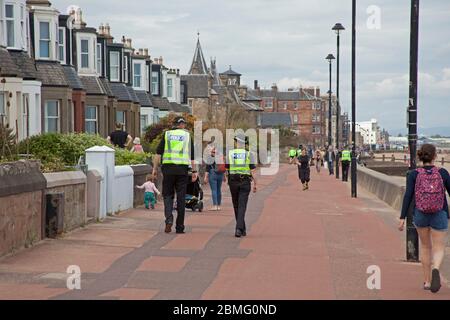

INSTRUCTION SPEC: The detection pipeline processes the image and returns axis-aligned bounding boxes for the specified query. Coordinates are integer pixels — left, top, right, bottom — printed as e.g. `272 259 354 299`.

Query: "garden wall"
131 164 152 208
0 161 46 257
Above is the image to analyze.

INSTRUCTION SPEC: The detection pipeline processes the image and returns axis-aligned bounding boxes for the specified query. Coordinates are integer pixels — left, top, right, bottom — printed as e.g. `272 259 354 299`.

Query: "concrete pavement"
0 164 449 300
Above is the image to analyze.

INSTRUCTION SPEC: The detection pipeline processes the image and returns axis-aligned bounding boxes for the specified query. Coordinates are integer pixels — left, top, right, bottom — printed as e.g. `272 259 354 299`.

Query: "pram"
185 176 204 212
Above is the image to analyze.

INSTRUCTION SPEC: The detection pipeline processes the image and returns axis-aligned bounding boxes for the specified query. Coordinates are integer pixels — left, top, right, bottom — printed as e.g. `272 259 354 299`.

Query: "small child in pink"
136 175 161 209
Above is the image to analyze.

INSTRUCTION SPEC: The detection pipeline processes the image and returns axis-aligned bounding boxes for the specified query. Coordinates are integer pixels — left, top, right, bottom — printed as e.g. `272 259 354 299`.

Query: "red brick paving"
0 164 449 300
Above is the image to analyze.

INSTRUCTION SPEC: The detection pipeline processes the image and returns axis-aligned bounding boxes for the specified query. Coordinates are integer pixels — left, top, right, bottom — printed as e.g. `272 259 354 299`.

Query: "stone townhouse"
0 0 42 140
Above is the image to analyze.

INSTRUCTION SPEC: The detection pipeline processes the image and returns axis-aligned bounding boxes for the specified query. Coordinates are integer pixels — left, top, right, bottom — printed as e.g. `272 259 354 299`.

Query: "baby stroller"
185 175 204 212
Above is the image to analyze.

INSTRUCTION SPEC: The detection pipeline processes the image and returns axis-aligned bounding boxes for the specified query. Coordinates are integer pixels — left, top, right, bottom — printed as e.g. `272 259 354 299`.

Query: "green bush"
18 133 150 172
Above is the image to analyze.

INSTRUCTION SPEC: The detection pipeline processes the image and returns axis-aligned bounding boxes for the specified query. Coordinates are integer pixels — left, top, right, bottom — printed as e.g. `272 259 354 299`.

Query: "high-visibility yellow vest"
162 129 190 165
296 149 302 157
289 149 297 157
341 150 351 161
228 149 251 175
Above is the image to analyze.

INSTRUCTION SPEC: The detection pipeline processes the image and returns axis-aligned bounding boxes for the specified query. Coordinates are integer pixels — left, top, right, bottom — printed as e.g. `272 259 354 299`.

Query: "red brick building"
250 84 327 147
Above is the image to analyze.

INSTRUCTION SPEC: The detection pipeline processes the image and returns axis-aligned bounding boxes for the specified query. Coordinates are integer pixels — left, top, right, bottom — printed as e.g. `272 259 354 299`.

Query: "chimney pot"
144 48 149 56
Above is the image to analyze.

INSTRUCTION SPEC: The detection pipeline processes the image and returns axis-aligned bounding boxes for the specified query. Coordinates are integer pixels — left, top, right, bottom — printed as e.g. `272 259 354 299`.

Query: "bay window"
39 21 50 58
151 72 159 95
140 115 148 133
5 4 14 47
116 111 126 130
110 51 120 81
80 39 89 68
45 100 59 133
133 63 141 88
85 106 98 134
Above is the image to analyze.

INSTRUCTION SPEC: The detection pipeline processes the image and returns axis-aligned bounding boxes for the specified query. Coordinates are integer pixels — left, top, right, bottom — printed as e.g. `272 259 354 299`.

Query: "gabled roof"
80 76 106 95
8 50 38 80
62 66 84 90
169 102 191 113
99 77 114 97
135 90 153 107
259 113 292 127
180 74 209 98
126 86 140 104
110 82 134 102
151 97 170 111
35 61 69 87
220 66 241 76
277 91 300 101
0 48 21 77
188 37 208 75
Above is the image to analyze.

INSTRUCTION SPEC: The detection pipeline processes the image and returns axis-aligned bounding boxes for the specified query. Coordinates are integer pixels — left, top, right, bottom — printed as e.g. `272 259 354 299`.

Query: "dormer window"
124 56 128 83
133 63 141 88
58 27 65 63
80 39 89 68
39 21 50 58
96 43 102 74
110 51 120 82
5 4 15 47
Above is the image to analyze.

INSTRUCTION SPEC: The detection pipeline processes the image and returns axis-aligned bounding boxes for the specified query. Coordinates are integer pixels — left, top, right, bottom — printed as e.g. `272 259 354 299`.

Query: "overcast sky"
55 0 450 133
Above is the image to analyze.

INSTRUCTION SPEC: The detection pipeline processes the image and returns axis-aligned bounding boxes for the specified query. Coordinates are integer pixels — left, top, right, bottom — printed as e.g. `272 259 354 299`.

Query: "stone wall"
0 161 46 257
44 171 87 232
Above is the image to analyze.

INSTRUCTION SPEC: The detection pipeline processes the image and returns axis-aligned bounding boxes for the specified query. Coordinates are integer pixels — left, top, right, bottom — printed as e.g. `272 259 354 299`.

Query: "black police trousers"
341 160 350 182
228 177 251 232
162 174 188 232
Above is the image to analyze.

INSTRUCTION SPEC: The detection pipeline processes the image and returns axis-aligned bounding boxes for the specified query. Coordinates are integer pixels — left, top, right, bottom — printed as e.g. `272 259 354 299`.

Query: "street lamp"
326 54 335 148
351 0 357 198
332 23 345 180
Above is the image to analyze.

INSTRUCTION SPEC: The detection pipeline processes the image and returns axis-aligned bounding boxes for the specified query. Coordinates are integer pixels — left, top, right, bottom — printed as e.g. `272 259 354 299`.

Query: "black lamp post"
326 54 335 148
332 23 345 179
351 0 357 198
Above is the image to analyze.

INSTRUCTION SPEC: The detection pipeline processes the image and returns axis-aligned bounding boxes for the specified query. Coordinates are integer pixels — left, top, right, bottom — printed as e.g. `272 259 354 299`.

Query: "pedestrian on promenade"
107 122 132 149
204 146 226 211
324 145 335 175
398 144 450 293
130 137 144 153
315 149 322 173
296 144 303 157
152 116 197 234
135 175 161 209
296 148 311 191
226 134 257 238
341 146 351 182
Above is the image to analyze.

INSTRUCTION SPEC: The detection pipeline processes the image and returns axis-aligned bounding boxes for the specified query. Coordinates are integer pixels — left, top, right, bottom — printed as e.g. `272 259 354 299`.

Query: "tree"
0 124 17 161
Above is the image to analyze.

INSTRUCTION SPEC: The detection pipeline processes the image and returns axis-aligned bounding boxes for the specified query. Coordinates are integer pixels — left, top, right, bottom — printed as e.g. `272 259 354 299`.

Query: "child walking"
136 175 161 209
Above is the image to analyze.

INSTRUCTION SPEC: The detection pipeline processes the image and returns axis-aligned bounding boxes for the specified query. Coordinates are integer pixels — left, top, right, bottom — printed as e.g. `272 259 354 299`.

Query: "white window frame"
0 92 6 126
140 114 148 133
38 20 51 59
5 3 15 48
167 78 173 97
85 105 98 134
293 114 298 124
58 27 66 64
96 43 102 75
116 111 126 130
44 100 60 133
265 99 272 108
133 63 141 88
110 51 120 82
151 71 159 95
80 38 90 69
22 94 29 138
124 55 128 83
312 125 321 134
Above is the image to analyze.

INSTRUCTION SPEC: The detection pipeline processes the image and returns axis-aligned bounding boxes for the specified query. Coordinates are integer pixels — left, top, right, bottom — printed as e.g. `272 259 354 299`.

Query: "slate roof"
135 90 153 107
110 82 133 102
80 76 106 95
243 92 262 102
99 78 114 97
126 86 140 104
180 74 209 98
220 67 241 76
277 91 300 101
0 47 21 77
188 38 208 75
62 66 84 90
35 61 69 87
151 97 170 111
169 102 191 114
258 113 292 127
8 50 38 80
248 89 276 98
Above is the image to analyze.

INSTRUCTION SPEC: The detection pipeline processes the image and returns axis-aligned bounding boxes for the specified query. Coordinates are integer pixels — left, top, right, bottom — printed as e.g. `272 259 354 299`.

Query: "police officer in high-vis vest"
341 146 351 182
153 117 197 234
226 135 257 238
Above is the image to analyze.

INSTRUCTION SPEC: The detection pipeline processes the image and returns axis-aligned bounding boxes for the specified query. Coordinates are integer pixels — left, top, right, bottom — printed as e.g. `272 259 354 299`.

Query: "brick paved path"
0 164 449 299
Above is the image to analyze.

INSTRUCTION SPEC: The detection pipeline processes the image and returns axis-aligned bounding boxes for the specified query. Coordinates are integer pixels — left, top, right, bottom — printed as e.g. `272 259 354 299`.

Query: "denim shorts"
413 209 449 231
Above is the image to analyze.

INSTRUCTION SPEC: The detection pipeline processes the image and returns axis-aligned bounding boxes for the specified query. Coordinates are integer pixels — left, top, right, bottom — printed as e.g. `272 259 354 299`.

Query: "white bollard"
85 146 115 218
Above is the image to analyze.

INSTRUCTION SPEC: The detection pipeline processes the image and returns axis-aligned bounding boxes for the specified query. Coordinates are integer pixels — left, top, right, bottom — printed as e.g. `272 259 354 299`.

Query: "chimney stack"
159 56 163 65
154 58 159 64
139 48 144 56
99 23 104 35
315 86 320 97
271 83 278 92
144 48 149 56
125 38 132 49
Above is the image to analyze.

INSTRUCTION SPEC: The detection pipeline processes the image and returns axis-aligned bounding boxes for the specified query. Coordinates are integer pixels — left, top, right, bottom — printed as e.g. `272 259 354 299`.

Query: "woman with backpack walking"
204 146 226 211
398 144 450 293
296 148 311 191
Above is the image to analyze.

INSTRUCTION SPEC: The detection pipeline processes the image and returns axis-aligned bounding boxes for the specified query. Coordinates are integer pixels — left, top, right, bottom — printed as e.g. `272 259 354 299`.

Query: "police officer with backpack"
153 116 196 234
226 134 257 238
